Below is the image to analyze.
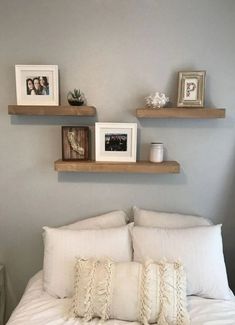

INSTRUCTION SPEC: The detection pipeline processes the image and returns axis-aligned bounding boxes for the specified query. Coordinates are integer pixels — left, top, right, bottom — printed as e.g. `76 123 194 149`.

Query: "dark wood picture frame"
62 126 89 161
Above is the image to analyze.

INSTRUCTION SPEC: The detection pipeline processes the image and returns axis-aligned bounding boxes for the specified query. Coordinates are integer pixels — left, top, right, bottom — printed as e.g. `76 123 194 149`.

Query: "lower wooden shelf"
54 160 180 174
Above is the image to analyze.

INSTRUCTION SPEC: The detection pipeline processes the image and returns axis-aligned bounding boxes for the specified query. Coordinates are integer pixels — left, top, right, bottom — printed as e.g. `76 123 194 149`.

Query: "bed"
6 271 235 325
6 208 235 325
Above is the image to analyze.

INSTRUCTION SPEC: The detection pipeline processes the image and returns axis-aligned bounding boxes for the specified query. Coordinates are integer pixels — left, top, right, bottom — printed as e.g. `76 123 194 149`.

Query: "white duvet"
7 271 235 325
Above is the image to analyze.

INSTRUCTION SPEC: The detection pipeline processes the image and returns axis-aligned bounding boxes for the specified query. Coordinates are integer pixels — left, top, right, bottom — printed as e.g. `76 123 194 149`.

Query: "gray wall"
1 0 235 319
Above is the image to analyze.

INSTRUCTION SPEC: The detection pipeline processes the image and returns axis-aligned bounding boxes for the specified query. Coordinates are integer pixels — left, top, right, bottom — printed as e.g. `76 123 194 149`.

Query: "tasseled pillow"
69 258 190 325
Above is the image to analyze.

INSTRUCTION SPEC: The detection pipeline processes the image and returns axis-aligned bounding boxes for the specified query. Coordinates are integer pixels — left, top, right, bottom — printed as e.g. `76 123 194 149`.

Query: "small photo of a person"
26 76 49 95
26 78 34 95
32 77 41 95
39 76 49 95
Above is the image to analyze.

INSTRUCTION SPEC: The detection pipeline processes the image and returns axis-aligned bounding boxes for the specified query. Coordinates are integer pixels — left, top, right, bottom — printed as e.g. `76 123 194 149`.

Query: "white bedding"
7 271 235 325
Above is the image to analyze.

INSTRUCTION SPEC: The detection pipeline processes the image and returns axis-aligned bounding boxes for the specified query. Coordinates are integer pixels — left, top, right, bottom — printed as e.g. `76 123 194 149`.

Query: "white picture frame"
177 71 206 107
15 65 59 105
95 122 137 162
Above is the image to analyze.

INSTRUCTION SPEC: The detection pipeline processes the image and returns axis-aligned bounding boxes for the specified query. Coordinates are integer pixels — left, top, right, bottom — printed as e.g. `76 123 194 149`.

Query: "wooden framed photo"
95 122 137 162
177 71 206 107
15 65 59 105
62 126 89 161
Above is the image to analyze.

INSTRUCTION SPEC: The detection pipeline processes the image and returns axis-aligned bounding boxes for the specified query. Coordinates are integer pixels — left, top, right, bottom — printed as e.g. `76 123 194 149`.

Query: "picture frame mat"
100 127 132 158
15 65 59 105
95 123 137 162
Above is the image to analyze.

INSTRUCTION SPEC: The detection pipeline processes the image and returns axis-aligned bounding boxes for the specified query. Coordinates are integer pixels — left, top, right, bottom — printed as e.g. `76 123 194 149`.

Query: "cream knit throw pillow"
70 258 190 325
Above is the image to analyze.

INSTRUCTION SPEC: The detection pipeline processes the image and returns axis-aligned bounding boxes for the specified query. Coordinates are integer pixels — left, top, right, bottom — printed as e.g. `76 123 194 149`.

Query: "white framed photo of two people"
15 65 59 105
177 71 206 107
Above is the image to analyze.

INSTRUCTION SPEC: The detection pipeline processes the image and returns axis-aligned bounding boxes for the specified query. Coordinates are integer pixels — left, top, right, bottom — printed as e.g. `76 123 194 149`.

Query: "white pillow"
60 210 128 230
43 226 132 298
132 225 231 300
133 206 212 228
70 258 190 325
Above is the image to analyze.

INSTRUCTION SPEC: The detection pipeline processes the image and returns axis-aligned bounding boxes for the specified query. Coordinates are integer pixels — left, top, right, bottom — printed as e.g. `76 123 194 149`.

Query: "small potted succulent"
67 89 86 106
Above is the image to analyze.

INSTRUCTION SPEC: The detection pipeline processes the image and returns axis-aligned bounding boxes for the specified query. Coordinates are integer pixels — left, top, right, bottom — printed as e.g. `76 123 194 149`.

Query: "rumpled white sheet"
7 271 235 325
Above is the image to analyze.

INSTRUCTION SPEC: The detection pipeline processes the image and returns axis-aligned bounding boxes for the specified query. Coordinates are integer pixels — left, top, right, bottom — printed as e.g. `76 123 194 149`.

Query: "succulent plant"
67 89 86 106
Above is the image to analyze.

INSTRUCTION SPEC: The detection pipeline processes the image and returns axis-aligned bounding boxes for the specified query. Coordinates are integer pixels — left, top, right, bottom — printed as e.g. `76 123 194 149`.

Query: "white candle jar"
149 142 164 163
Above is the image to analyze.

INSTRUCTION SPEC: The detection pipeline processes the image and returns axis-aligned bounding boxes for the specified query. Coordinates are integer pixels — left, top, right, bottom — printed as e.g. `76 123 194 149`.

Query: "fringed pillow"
70 258 190 325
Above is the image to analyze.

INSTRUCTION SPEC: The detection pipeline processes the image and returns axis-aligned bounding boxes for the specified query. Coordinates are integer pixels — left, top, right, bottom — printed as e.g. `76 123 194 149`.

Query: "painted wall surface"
1 0 235 318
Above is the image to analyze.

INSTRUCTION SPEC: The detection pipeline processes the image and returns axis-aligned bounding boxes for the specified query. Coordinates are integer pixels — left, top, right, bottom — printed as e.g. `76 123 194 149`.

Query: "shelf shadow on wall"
9 115 97 126
57 169 187 186
137 117 233 130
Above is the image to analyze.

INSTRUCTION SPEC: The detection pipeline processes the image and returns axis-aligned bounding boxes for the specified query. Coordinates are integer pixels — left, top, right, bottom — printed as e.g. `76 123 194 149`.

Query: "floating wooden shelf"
136 108 225 119
8 105 96 116
54 160 180 174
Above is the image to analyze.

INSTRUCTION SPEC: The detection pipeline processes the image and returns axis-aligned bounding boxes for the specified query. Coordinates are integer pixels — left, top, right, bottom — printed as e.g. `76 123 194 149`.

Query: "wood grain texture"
8 105 96 116
136 108 225 119
62 126 89 160
54 160 180 174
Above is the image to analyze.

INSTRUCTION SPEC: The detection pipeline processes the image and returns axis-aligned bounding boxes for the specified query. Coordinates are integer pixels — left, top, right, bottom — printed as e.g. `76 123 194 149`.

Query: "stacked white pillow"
43 210 131 298
133 206 211 228
60 209 128 230
132 207 232 300
132 225 231 300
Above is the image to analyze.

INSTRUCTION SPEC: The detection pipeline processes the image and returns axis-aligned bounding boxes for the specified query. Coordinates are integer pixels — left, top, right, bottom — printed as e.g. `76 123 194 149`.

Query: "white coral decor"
145 92 169 109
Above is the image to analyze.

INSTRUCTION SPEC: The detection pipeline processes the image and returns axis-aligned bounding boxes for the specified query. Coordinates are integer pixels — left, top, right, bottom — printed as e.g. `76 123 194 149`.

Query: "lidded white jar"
149 142 164 163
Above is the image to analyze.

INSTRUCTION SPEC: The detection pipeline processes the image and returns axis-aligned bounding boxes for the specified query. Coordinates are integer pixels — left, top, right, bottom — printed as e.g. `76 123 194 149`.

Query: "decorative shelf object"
136 108 225 119
8 105 96 116
54 160 180 174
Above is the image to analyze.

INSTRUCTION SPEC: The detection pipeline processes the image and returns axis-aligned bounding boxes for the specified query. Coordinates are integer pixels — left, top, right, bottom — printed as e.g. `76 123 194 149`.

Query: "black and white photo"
105 134 127 151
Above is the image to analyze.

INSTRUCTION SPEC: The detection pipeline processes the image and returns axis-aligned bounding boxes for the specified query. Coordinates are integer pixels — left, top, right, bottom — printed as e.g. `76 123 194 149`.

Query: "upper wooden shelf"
54 160 180 174
136 108 225 119
8 105 96 116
